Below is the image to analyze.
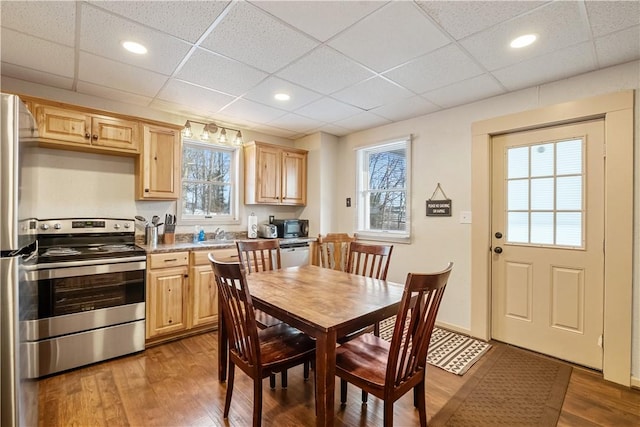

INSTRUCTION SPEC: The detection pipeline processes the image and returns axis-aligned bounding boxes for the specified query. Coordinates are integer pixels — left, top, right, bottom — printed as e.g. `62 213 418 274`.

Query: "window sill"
355 232 411 245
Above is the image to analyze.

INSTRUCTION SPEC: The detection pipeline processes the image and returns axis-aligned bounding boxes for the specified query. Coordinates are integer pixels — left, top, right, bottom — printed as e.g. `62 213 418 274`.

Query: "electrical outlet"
346 197 351 207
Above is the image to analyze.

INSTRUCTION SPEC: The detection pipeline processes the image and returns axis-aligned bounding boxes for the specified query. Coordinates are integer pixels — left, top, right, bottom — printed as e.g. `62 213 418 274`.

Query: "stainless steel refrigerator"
1 93 39 426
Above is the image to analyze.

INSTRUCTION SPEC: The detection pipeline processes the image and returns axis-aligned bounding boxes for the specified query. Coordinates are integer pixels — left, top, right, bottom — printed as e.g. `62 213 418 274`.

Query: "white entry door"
491 120 605 369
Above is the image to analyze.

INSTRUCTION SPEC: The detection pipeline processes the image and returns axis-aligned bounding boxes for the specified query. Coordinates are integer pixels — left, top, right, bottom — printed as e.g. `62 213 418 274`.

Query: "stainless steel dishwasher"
280 241 310 268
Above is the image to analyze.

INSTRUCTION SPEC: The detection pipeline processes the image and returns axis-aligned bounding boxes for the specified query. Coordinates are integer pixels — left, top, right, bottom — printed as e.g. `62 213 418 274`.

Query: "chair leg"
374 321 380 336
253 376 263 427
303 360 310 380
415 382 427 427
340 379 347 404
224 362 235 418
362 390 368 404
281 369 288 388
269 373 276 389
383 401 394 427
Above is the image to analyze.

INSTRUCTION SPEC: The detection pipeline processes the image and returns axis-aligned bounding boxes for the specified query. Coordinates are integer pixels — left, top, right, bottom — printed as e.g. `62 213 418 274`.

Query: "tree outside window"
357 137 411 241
181 140 238 222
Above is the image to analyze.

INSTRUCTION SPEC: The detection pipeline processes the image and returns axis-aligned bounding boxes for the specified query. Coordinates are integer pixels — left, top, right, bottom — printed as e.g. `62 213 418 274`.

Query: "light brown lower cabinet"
146 248 237 345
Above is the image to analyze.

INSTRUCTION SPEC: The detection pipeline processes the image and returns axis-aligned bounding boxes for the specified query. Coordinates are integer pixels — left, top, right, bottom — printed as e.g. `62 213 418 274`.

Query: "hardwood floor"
37 331 640 426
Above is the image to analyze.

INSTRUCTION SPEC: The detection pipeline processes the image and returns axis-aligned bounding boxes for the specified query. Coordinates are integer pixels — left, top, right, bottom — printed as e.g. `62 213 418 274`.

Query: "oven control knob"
124 223 130 229
114 223 121 230
54 223 62 230
40 224 50 230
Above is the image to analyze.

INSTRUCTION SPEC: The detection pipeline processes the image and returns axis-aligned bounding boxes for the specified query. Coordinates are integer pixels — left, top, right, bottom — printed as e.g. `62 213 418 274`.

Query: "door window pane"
508 180 528 210
531 143 554 177
557 139 582 175
507 212 529 243
531 212 554 244
531 178 554 210
556 212 582 246
508 147 529 179
557 176 582 210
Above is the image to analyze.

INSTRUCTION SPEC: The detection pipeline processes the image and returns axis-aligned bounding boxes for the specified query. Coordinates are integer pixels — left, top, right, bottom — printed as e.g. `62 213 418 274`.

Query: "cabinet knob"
92 134 98 140
145 188 150 192
84 132 91 139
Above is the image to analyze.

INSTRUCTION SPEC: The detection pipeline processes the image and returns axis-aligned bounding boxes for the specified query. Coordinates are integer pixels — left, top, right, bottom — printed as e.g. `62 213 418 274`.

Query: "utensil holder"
145 225 158 246
163 232 175 245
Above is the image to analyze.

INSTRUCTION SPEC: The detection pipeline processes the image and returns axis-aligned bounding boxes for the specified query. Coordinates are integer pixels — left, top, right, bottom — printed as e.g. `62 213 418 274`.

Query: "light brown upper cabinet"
136 123 181 200
244 141 307 206
33 103 140 155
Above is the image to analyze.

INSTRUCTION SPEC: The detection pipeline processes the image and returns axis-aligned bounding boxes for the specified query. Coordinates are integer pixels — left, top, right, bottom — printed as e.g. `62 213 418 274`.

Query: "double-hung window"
180 139 239 223
356 136 411 242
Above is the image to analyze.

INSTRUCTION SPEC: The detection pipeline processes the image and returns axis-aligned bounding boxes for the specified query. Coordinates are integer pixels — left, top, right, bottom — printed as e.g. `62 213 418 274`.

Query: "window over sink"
180 139 239 224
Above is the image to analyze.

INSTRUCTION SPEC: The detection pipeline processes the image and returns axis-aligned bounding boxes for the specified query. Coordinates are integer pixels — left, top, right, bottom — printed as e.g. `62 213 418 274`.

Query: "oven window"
37 270 145 318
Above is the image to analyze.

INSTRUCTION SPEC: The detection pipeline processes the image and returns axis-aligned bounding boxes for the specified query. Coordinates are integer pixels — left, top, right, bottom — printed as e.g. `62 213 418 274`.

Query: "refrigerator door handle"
0 241 37 259
22 241 37 263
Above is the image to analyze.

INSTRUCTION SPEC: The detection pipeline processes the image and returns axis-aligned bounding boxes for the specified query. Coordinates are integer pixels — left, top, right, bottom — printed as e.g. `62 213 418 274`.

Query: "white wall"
330 60 640 380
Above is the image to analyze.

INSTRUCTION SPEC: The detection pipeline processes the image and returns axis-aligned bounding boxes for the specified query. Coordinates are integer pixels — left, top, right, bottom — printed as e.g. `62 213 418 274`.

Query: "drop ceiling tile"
0 29 74 78
149 98 208 119
0 1 76 46
157 79 236 114
595 26 640 68
294 97 362 123
422 74 506 108
492 43 595 91
586 1 640 38
76 82 153 107
416 1 548 40
248 124 299 139
371 95 440 122
80 3 191 75
78 52 168 97
276 46 374 95
332 77 414 111
267 113 324 133
89 1 230 43
218 98 287 124
461 1 590 71
328 2 450 72
250 1 386 42
200 2 318 73
334 111 392 132
243 77 322 111
0 63 74 91
384 44 484 94
177 48 267 96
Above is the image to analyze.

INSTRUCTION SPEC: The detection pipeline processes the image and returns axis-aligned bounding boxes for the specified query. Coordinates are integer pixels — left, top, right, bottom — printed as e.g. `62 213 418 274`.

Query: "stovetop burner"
42 247 82 257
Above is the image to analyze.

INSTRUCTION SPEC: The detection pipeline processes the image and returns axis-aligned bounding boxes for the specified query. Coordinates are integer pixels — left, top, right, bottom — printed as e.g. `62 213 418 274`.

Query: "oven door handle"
27 260 146 281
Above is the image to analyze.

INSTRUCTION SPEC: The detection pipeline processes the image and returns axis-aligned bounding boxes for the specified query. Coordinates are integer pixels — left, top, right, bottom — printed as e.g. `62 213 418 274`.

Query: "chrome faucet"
214 227 225 241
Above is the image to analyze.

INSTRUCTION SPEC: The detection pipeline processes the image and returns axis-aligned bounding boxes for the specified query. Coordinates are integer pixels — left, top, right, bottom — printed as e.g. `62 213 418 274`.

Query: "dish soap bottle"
193 225 199 243
198 227 206 241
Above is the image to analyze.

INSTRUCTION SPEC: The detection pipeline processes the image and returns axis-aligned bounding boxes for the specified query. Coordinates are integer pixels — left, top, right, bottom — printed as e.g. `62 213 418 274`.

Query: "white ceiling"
1 1 638 139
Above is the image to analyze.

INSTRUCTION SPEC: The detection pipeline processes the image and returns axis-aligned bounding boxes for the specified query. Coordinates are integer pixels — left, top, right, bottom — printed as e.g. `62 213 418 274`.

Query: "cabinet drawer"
149 252 189 269
191 248 239 265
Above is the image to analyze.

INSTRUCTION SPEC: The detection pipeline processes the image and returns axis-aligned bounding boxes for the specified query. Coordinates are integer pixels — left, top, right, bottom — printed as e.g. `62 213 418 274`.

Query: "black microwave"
272 219 309 238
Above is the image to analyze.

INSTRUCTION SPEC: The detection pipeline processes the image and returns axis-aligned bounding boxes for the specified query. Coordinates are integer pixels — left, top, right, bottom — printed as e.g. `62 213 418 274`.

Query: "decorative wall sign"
427 183 452 217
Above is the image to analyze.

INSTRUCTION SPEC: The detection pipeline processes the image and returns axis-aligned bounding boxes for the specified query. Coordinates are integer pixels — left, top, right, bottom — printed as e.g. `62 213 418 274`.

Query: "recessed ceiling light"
274 93 291 101
510 34 537 49
122 41 147 55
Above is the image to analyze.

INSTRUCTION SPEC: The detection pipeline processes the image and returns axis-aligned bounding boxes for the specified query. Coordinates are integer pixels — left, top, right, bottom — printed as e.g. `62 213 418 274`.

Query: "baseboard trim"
435 321 476 338
631 376 640 389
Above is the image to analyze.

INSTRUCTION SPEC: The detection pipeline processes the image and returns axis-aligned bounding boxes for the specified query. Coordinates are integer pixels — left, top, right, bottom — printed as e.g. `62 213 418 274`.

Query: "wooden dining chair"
316 233 356 271
235 239 309 387
335 262 453 427
209 256 316 427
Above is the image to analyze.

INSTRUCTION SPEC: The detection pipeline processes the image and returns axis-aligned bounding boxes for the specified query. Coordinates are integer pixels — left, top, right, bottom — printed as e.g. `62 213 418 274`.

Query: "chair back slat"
236 240 281 273
346 242 393 280
317 233 356 271
209 256 261 370
386 262 453 389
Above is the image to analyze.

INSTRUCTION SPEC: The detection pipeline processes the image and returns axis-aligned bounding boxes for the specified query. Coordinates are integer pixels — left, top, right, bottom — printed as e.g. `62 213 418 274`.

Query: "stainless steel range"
22 218 146 378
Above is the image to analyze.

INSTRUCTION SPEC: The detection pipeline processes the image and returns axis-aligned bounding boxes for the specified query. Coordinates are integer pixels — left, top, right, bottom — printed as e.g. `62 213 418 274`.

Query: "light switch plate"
460 211 472 224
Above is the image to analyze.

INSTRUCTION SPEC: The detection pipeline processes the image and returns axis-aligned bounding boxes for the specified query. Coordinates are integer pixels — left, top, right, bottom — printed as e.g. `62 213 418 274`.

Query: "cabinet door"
281 150 307 205
190 264 218 328
147 266 188 338
91 115 139 153
255 144 282 203
34 105 91 145
138 124 180 199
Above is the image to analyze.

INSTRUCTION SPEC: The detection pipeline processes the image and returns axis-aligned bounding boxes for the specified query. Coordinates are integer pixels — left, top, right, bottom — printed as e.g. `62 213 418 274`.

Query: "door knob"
495 232 503 239
494 246 503 254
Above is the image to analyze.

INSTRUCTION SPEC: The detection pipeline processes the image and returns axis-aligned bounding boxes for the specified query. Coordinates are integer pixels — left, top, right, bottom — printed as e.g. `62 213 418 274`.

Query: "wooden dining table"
217 264 406 427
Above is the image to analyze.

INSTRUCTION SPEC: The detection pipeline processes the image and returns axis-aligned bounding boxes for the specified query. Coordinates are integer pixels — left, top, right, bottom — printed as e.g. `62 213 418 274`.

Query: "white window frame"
355 136 411 243
179 139 240 225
